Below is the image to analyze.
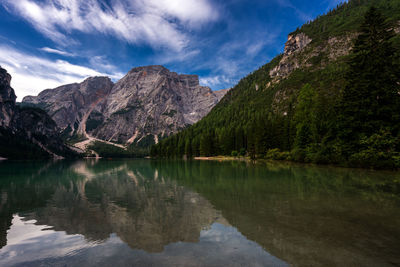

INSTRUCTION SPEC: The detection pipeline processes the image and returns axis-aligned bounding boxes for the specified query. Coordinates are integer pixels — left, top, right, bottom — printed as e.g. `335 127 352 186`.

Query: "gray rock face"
0 68 16 128
284 33 312 56
23 76 114 136
270 33 312 79
23 65 228 145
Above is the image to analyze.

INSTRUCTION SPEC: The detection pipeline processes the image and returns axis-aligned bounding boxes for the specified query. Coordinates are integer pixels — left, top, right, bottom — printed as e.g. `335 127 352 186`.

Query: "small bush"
266 148 291 160
348 130 399 169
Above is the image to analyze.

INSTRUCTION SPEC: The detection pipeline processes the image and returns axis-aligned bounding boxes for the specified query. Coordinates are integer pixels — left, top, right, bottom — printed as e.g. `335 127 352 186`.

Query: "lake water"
0 159 399 266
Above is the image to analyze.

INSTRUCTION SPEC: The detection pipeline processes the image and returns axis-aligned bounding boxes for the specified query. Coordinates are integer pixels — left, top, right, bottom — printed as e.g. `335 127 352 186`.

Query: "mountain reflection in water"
0 159 399 266
0 160 286 266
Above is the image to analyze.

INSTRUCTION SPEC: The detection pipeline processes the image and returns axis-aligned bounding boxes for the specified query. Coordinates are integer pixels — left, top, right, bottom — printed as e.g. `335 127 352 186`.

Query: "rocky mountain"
0 67 77 159
23 65 228 148
23 76 114 137
0 68 16 129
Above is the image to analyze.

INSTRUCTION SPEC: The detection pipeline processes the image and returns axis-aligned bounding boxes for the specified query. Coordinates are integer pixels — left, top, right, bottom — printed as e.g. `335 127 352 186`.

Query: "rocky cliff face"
0 66 76 159
269 31 356 85
0 68 16 128
23 76 114 136
94 65 227 144
23 65 228 146
269 33 312 80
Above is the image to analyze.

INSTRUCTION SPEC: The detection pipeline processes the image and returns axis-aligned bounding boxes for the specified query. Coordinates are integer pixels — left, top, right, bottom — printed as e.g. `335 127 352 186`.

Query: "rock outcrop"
0 66 77 159
23 76 114 136
23 65 228 146
0 68 16 128
269 31 356 86
269 33 312 80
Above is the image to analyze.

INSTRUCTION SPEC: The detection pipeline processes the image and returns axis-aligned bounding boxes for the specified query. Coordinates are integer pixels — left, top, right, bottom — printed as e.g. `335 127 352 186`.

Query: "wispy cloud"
40 47 75 57
275 0 312 22
196 31 278 90
200 75 235 88
0 45 123 100
3 0 218 51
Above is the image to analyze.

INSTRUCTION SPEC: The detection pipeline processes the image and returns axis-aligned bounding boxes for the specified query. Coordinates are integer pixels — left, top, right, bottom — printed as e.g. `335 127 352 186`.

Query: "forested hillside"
151 0 400 169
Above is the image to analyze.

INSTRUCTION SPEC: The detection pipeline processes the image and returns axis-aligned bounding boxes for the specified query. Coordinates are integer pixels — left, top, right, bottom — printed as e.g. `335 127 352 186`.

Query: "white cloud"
246 42 265 57
200 75 234 88
40 47 75 57
3 0 218 51
156 49 201 65
143 0 218 26
0 45 123 100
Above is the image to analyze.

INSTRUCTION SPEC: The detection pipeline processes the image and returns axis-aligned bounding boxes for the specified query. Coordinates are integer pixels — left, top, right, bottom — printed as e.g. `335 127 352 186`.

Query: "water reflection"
28 161 224 251
0 159 399 266
153 160 400 266
0 160 287 266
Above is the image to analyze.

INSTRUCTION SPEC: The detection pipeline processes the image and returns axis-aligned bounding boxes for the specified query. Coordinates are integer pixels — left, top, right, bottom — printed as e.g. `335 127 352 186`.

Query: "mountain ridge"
22 65 228 152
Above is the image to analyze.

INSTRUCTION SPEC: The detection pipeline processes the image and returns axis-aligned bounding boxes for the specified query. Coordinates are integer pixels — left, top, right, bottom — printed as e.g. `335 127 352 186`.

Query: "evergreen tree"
184 139 192 157
294 84 317 148
338 6 400 147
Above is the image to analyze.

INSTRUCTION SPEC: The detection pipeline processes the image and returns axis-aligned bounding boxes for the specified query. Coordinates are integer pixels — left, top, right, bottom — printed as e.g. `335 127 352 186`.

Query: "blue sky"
0 0 344 100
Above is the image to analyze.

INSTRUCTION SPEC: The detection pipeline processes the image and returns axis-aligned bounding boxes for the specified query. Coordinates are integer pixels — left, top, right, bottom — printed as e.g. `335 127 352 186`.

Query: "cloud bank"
3 0 218 51
0 46 123 100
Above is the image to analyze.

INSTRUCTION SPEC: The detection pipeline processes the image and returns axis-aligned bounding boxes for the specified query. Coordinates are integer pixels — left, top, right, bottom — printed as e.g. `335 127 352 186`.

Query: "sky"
0 0 345 100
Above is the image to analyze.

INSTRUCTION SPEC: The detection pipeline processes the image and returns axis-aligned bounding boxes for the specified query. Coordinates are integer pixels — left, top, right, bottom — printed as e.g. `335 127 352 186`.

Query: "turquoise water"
0 159 399 266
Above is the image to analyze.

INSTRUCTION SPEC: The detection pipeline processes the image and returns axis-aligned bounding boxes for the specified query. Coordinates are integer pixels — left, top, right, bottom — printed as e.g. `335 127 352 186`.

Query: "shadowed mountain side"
0 67 77 159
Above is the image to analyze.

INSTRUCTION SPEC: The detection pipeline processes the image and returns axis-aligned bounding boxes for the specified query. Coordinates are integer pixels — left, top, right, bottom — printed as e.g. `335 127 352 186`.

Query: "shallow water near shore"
0 159 399 266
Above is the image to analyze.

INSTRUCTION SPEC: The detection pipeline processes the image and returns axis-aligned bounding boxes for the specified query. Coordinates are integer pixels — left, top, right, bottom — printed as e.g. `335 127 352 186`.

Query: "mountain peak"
22 65 228 147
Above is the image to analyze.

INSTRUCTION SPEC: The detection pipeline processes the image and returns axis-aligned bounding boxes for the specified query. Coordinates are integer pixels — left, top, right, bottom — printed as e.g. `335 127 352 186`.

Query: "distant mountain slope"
152 0 400 168
23 65 228 150
23 76 114 137
0 67 77 159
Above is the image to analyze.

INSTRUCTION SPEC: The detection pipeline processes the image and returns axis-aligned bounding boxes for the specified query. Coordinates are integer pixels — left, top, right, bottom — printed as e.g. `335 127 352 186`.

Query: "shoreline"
194 156 248 161
193 156 399 171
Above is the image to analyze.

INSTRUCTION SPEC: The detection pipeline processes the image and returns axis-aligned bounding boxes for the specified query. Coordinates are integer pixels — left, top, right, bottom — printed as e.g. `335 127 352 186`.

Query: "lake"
0 159 399 266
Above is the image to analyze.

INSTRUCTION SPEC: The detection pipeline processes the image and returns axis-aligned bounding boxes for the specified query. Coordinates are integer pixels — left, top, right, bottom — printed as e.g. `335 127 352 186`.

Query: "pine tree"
338 6 400 147
294 84 316 149
184 139 192 157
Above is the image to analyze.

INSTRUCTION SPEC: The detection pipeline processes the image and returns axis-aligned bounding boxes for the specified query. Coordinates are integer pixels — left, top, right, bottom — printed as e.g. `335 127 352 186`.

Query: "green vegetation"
292 0 400 43
85 112 104 132
152 2 400 169
87 141 148 158
63 132 88 144
0 128 50 159
17 102 50 111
